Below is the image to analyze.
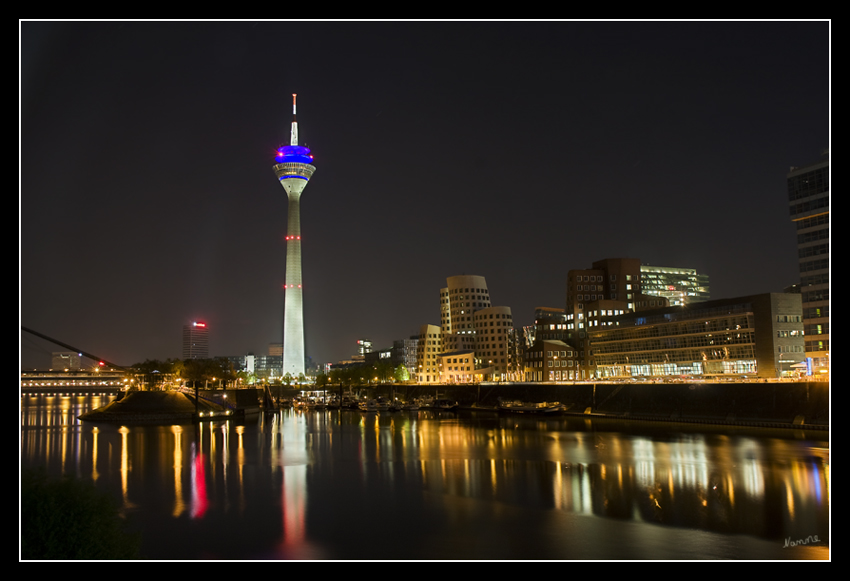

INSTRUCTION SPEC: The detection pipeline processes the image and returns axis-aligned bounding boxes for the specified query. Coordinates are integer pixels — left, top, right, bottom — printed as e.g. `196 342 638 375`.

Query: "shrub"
21 468 141 560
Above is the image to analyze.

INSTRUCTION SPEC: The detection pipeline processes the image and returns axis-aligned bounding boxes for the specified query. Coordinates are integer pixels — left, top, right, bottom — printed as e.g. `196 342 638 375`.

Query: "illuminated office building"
640 265 710 306
356 339 373 357
787 151 829 376
566 258 667 377
182 321 209 360
566 258 644 312
589 293 805 379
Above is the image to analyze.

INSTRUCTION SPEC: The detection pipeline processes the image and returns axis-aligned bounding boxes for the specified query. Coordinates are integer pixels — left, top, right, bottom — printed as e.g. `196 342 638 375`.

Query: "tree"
375 361 393 384
131 358 185 389
209 357 237 386
181 359 205 386
169 359 186 383
394 364 410 383
236 370 256 386
178 357 236 388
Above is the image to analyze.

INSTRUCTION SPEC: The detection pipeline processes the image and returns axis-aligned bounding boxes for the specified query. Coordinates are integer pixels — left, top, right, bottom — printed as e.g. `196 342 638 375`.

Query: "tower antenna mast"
290 93 298 147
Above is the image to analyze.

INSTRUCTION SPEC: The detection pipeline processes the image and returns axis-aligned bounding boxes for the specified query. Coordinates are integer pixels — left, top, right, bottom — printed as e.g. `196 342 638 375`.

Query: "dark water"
20 394 829 560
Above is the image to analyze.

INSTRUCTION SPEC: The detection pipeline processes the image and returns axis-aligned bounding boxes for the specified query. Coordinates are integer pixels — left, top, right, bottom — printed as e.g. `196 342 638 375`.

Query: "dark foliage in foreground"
21 468 141 560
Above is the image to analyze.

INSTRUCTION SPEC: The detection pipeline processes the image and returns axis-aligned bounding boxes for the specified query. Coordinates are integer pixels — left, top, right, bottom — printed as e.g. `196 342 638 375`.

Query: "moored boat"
498 400 565 414
402 400 420 411
359 398 390 411
358 399 378 412
417 395 435 409
433 398 458 411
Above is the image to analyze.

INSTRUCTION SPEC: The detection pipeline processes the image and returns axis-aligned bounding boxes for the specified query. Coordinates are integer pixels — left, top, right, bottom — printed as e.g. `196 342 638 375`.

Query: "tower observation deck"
273 94 316 378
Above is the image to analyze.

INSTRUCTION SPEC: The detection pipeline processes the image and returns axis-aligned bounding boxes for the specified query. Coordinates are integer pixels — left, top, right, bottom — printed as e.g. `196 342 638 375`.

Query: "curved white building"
416 324 442 384
422 275 514 383
440 275 491 354
473 305 514 378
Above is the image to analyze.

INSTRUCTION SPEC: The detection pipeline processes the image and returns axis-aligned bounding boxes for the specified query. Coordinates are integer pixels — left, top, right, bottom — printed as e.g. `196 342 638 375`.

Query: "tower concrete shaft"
273 94 316 379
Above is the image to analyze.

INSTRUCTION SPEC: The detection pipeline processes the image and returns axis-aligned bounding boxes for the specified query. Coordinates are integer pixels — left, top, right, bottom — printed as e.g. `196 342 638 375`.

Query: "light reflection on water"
20 395 829 560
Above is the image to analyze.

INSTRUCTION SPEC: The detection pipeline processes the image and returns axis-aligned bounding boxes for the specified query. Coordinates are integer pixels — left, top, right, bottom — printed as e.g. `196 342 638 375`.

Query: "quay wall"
324 381 829 430
201 381 828 431
437 381 827 429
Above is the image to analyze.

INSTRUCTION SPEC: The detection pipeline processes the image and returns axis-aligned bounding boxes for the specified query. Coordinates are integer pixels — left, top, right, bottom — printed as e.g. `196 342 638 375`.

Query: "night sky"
20 21 830 369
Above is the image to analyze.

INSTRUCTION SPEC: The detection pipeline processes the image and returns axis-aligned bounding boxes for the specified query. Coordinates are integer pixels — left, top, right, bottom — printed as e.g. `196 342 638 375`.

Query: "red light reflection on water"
190 443 208 519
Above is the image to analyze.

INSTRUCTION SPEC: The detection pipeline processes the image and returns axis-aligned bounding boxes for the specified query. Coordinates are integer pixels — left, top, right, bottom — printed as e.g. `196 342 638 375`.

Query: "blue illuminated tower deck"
273 94 316 379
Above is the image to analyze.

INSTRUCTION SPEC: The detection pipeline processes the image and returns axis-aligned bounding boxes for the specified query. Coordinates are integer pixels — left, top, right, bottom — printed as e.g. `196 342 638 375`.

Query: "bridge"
20 326 129 395
21 370 128 396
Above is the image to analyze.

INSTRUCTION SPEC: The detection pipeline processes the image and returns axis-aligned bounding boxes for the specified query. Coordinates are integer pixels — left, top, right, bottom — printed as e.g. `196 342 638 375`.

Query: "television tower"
273 94 316 378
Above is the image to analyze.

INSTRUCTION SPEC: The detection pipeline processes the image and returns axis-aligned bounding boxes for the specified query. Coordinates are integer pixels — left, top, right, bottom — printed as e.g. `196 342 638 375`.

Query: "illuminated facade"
182 321 209 360
788 152 829 377
640 265 710 306
440 275 491 353
439 351 476 383
524 340 581 382
274 94 316 378
567 258 646 312
416 276 516 383
416 324 442 383
473 305 514 379
565 258 668 377
589 293 805 379
357 339 373 357
438 275 514 381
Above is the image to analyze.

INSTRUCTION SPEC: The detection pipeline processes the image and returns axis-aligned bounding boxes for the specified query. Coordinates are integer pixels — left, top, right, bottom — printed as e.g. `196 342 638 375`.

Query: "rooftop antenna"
290 93 299 147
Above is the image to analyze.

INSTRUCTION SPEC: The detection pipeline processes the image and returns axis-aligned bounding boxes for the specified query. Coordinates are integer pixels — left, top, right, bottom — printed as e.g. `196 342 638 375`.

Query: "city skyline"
20 21 830 368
